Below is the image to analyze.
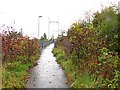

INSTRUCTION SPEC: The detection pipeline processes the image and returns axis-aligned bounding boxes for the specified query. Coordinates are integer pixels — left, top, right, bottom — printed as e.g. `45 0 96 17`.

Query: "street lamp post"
38 16 42 39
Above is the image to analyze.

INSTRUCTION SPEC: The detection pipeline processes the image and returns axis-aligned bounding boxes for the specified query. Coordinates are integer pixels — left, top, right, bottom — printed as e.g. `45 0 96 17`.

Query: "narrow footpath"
26 43 69 88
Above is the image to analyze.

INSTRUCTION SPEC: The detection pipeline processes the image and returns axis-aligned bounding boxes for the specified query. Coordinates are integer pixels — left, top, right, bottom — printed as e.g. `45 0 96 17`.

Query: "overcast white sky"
0 0 119 39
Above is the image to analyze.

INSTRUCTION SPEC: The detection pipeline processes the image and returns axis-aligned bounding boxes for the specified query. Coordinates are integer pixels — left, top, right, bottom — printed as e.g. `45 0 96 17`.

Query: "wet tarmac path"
26 43 69 88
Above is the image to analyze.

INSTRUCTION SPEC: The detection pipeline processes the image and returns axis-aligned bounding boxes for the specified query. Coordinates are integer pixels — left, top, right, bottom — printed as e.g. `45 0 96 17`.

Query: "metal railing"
39 39 54 49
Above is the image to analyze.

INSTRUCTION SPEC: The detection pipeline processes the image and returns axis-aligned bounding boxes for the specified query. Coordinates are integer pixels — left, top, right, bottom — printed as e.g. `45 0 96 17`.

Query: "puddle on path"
26 43 69 88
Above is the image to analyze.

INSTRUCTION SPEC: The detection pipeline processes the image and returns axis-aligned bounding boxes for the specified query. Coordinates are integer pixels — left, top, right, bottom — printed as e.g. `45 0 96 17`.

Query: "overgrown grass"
2 55 39 88
52 48 97 88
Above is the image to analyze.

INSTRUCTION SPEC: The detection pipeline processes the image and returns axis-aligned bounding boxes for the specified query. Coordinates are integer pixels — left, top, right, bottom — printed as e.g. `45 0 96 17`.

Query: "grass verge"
52 48 97 88
2 55 39 88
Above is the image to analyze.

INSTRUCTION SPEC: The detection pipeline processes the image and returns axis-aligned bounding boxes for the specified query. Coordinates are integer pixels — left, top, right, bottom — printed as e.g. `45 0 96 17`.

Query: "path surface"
26 43 69 88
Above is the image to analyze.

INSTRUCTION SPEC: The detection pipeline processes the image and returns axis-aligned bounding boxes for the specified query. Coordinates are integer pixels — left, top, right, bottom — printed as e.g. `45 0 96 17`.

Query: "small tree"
92 5 118 51
40 33 47 41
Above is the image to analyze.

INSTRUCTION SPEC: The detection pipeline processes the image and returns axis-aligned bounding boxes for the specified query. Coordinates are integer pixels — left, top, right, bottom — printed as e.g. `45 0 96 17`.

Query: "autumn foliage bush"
55 25 119 88
54 5 119 88
1 25 40 63
1 24 40 88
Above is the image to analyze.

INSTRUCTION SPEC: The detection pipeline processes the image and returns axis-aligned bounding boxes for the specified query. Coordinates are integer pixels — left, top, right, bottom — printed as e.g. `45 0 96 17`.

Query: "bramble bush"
54 5 120 88
1 24 40 88
1 25 40 63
